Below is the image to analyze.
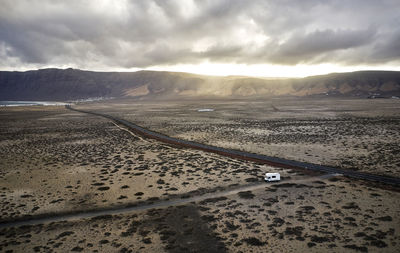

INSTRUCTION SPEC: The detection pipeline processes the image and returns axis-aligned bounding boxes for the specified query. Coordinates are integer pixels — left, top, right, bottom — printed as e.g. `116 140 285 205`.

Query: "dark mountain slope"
0 68 399 101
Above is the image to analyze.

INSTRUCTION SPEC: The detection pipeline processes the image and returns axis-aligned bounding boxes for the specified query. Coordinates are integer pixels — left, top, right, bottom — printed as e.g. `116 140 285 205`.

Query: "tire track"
0 174 337 229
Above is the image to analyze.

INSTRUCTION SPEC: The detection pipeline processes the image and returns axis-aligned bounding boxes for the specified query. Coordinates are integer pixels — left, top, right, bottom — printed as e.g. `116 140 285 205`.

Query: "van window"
272 176 276 178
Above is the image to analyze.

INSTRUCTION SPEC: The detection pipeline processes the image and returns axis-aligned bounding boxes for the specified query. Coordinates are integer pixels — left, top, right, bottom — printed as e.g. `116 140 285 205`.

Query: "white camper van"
265 173 280 182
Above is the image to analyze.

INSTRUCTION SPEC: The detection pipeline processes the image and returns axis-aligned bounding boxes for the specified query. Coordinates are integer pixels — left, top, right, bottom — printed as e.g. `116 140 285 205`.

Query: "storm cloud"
0 0 399 70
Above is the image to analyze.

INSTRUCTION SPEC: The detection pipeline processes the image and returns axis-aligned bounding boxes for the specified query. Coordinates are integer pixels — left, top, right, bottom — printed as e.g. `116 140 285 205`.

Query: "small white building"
265 173 280 182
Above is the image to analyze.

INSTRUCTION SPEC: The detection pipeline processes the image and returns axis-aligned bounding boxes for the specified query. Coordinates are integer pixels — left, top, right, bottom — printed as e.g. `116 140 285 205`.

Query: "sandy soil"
1 177 399 252
0 103 399 253
0 106 283 221
76 97 400 177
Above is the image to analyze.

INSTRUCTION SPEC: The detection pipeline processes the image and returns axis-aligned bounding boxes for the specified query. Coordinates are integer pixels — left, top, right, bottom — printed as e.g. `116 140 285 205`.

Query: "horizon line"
1 67 400 79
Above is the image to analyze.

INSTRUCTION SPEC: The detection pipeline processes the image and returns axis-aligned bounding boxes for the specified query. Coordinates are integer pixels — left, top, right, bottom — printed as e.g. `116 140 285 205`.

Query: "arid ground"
77 97 400 177
1 99 399 252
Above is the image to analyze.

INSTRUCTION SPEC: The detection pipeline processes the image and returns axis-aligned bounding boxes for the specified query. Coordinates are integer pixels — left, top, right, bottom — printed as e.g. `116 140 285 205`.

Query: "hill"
0 68 399 101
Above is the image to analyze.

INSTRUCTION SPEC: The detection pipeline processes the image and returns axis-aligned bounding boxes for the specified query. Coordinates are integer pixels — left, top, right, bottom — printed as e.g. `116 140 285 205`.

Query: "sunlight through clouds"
0 0 399 76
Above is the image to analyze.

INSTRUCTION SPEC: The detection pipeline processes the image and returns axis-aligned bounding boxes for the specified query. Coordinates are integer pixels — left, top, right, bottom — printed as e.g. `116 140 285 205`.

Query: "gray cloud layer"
0 0 399 69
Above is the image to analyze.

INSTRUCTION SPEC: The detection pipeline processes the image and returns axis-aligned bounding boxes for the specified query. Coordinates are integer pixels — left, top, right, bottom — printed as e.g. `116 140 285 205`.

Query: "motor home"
265 173 280 182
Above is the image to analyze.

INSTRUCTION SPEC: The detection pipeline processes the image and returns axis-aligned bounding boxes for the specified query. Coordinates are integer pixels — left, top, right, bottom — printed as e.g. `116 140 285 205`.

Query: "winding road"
66 105 400 186
1 105 398 229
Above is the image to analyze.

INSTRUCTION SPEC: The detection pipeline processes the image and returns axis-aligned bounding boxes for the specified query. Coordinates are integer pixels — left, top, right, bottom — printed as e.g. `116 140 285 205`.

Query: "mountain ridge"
1 68 399 101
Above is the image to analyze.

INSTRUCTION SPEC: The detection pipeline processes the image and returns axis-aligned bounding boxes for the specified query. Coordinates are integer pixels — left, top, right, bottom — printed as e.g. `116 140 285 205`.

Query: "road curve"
66 105 400 186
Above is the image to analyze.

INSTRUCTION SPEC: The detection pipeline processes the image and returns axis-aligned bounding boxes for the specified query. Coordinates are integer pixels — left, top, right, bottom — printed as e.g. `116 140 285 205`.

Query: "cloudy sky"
1 0 399 77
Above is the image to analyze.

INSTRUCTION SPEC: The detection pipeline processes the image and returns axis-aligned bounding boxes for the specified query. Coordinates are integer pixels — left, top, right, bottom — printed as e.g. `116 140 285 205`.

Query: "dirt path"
0 174 338 229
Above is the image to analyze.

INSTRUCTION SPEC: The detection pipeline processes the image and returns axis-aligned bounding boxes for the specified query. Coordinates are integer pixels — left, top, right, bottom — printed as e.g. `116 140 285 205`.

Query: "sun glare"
146 63 400 78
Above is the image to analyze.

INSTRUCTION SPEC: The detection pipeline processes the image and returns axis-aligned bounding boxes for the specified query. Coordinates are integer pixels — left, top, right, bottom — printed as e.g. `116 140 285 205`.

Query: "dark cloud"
267 28 377 64
0 0 399 69
370 28 400 62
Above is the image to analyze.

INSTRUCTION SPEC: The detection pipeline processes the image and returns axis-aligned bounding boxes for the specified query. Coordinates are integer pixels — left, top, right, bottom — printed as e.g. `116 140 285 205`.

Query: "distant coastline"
0 101 68 107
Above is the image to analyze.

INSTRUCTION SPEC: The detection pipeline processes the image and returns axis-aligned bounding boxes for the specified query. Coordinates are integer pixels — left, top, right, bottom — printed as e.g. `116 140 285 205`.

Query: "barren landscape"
2 0 400 252
1 101 399 252
77 97 400 178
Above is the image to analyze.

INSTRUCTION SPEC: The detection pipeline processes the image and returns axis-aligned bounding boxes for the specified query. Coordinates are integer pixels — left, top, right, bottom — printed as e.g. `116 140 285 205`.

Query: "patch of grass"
342 202 359 209
238 191 255 199
285 226 304 236
242 237 266 246
311 235 330 243
370 240 388 248
245 178 258 182
56 231 74 239
376 216 392 221
71 246 84 252
307 242 316 248
343 244 368 252
201 215 217 222
142 238 152 244
199 196 228 205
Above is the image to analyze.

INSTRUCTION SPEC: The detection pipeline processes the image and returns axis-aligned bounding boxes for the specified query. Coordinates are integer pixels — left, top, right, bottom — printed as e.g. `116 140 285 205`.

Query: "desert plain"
0 97 399 252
